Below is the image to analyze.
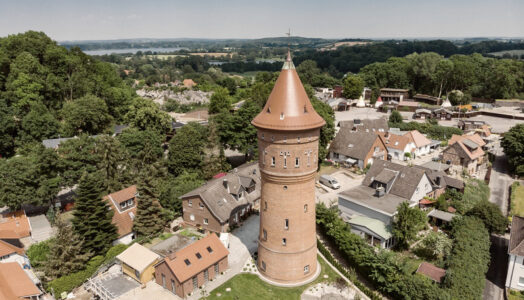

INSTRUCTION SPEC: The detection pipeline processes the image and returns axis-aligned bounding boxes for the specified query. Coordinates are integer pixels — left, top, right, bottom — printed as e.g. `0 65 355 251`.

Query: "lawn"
509 290 524 300
511 182 524 217
205 255 341 300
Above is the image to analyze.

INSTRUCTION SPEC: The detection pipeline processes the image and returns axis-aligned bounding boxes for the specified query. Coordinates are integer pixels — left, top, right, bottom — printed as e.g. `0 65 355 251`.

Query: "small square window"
189 214 195 221
195 252 202 259
304 204 308 213
203 218 208 225
519 277 524 286
188 200 193 207
199 202 204 209
207 246 213 253
184 259 191 266
284 219 289 230
271 157 275 166
282 238 286 246
304 265 310 274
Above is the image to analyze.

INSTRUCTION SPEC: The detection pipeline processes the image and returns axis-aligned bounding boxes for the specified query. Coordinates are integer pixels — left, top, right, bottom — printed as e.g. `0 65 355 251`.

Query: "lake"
83 47 186 56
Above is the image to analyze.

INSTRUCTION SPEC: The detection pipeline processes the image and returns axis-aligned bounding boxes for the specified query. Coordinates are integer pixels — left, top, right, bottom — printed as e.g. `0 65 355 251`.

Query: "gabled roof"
116 243 160 273
416 262 446 283
348 215 393 239
329 131 384 161
180 162 260 223
380 88 409 93
362 160 427 200
0 239 25 257
427 209 456 222
104 186 137 238
0 210 31 239
414 166 464 191
447 134 485 161
378 132 410 151
160 234 229 283
251 52 325 131
509 216 524 256
403 130 431 148
0 262 42 299
338 118 389 133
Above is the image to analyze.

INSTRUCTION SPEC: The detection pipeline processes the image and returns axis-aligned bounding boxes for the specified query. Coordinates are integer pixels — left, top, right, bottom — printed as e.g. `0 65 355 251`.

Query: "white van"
319 175 341 189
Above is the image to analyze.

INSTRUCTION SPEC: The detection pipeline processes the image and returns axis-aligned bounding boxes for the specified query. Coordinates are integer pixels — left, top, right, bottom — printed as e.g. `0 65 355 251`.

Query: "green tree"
133 168 164 238
158 172 204 215
342 74 364 99
208 86 231 114
124 97 172 134
0 101 16 157
57 135 100 187
389 110 403 123
118 128 163 165
296 60 322 86
167 122 207 176
447 90 471 106
72 172 117 256
501 124 524 176
414 231 452 260
93 136 129 192
20 102 60 144
44 211 90 280
466 201 508 234
392 202 426 249
201 121 230 179
311 97 335 163
61 95 112 136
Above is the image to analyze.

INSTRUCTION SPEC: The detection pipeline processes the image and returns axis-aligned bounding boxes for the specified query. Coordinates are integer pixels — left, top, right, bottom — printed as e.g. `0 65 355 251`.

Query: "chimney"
375 186 385 197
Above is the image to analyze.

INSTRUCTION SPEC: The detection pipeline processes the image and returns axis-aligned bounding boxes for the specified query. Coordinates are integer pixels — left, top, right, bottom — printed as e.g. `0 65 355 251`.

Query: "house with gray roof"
328 130 387 169
506 216 524 291
337 118 389 133
338 160 433 248
180 162 260 233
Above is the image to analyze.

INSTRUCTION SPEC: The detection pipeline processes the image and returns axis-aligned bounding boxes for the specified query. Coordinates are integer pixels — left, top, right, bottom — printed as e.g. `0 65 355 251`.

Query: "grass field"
205 255 341 300
509 290 524 300
511 182 524 217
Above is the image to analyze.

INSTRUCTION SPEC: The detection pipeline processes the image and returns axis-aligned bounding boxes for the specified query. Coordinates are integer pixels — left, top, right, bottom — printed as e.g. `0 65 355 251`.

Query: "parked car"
319 175 341 189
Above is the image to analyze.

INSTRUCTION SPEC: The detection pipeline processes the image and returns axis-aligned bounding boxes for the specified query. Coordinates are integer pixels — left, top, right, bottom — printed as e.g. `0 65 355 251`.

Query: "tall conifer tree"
72 172 117 256
133 167 164 237
45 210 90 279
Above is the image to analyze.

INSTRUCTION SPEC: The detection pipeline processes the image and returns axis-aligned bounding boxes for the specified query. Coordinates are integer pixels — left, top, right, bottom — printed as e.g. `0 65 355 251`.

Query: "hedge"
389 121 463 141
47 244 128 297
317 240 382 300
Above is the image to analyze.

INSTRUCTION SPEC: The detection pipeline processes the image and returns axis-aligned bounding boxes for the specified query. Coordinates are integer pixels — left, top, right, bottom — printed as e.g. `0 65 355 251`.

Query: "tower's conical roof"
251 52 325 131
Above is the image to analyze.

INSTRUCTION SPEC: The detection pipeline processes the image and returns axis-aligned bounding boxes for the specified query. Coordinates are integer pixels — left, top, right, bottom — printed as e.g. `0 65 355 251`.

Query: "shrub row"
47 244 128 297
389 121 463 141
316 203 449 300
317 240 381 300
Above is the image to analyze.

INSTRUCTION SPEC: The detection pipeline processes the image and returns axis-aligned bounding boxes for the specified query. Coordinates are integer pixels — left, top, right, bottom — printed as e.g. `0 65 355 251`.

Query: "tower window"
304 265 310 274
188 200 192 207
304 204 308 213
271 157 275 166
283 185 287 190
297 137 300 143
282 238 287 246
284 219 289 230
261 261 266 271
203 218 208 225
280 112 284 120
261 133 265 140
283 136 287 143
271 136 275 142
263 229 267 241
284 157 287 168
295 157 300 167
264 201 267 211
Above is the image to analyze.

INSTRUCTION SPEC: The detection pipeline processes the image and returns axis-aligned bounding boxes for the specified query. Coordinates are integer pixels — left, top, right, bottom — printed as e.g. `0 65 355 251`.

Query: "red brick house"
104 185 138 245
154 234 229 297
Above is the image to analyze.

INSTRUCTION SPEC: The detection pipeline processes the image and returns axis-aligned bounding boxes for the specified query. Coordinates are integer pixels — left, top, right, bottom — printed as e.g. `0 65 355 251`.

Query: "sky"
0 0 523 41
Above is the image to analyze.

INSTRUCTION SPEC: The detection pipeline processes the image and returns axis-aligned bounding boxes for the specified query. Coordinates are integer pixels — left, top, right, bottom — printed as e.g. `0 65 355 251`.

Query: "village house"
432 108 453 120
0 236 25 263
379 88 409 102
378 132 413 161
506 216 524 291
442 134 486 175
414 108 432 120
404 130 432 157
328 130 387 169
116 243 160 284
154 234 229 298
458 120 492 137
180 162 260 233
0 262 43 300
338 160 433 248
0 210 31 241
338 118 389 133
104 185 138 245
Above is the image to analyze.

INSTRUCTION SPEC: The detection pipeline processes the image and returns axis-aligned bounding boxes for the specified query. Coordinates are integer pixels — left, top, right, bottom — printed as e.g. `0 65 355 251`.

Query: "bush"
456 179 490 214
414 231 452 261
466 200 508 234
47 244 128 296
27 239 54 269
389 121 462 141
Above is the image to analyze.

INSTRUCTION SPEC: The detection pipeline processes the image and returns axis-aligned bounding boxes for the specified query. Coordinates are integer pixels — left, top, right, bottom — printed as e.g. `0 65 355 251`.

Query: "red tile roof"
448 134 485 161
0 240 24 257
378 132 410 151
161 234 229 283
403 130 431 148
0 210 31 239
416 262 446 283
104 185 137 238
0 262 42 299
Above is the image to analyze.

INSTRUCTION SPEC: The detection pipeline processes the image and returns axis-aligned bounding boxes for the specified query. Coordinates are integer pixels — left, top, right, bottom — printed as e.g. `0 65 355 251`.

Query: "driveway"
316 170 363 207
489 138 512 216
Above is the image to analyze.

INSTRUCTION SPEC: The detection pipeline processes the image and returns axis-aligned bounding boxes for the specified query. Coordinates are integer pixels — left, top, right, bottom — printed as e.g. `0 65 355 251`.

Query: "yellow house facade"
116 243 161 284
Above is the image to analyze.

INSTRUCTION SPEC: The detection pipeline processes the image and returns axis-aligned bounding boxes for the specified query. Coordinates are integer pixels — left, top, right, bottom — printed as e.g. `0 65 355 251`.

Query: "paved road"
483 138 512 300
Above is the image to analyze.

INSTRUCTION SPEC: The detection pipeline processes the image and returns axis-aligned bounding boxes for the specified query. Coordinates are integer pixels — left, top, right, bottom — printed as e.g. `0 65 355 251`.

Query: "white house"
379 132 414 161
506 216 524 290
403 130 432 157
338 160 433 248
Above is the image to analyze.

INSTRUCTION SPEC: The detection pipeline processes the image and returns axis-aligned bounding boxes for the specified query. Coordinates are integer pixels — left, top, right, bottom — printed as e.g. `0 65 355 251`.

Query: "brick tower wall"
256 127 319 283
